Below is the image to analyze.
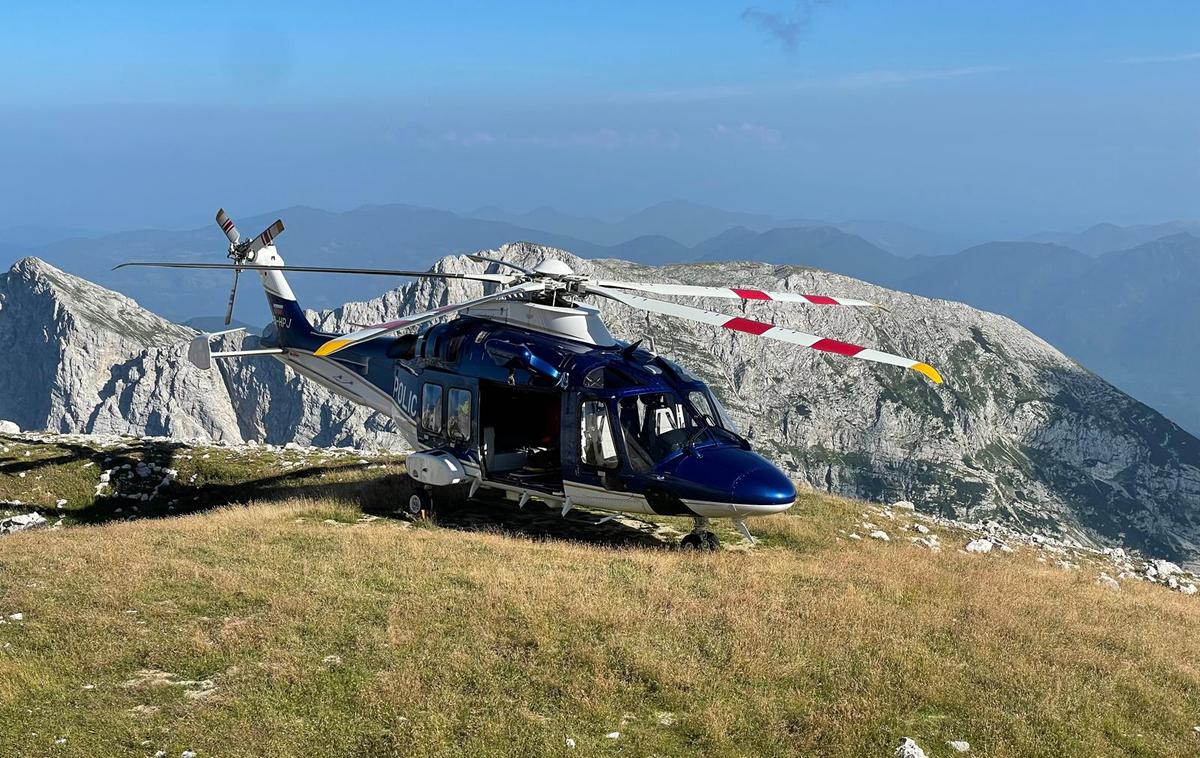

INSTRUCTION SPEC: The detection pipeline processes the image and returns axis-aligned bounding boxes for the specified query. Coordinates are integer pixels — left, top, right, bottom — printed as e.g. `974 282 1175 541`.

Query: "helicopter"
118 209 943 549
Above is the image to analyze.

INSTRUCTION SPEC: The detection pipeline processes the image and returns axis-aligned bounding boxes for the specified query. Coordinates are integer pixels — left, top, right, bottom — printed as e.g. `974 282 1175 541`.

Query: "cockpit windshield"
617 390 726 471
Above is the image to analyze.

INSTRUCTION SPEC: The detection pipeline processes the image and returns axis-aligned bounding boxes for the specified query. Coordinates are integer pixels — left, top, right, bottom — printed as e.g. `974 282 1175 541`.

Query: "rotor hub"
532 258 574 278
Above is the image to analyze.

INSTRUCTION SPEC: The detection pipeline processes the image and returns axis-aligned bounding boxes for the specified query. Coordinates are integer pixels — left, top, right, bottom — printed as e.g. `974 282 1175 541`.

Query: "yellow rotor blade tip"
912 363 943 384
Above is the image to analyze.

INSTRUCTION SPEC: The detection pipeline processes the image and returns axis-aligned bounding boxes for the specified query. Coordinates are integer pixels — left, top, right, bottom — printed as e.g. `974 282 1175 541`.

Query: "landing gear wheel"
681 531 720 551
406 488 432 517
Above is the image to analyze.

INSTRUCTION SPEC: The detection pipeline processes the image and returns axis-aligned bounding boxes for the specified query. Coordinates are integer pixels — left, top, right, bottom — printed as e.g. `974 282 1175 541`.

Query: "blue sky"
2 1 1198 237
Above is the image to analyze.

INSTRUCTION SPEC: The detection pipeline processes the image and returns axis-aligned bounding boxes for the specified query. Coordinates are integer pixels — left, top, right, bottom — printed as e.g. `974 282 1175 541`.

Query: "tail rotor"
213 208 284 325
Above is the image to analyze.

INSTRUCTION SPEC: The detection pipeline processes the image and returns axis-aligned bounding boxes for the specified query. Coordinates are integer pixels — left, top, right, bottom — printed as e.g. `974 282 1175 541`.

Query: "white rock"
849 533 862 540
891 500 916 510
0 420 20 434
1 512 47 534
1096 574 1120 591
965 539 993 554
1154 560 1183 578
896 737 928 758
1180 584 1197 596
8 613 24 621
182 751 196 758
869 530 890 542
913 524 930 534
947 740 970 752
605 732 620 739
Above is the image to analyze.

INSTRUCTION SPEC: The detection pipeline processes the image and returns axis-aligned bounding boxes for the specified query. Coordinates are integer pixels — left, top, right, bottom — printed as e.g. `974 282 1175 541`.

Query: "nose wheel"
406 488 432 517
680 517 721 551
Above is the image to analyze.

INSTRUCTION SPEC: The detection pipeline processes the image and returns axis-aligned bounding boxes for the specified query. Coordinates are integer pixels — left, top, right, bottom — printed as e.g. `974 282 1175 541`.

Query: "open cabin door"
478 380 563 492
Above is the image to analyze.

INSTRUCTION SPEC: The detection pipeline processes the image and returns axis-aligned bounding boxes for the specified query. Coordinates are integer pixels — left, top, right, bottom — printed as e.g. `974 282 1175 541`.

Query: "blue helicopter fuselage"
261 283 796 521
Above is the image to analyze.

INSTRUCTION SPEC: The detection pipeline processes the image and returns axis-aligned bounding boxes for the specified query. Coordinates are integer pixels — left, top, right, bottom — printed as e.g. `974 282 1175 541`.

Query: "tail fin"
214 209 315 348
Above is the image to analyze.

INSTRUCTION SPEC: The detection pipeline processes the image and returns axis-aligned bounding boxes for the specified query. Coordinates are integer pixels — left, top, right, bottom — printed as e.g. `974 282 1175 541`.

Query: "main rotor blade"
112 261 516 284
313 281 542 357
584 284 942 384
595 280 879 307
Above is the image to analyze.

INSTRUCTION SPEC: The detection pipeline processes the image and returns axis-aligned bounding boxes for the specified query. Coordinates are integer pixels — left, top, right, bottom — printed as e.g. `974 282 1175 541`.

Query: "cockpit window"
688 390 715 425
617 391 707 471
706 391 739 434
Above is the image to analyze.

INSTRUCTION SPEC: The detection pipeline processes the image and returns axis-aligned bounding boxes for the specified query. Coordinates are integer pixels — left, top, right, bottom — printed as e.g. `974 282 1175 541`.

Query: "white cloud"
713 122 784 148
1121 51 1200 65
426 128 681 150
613 65 1008 103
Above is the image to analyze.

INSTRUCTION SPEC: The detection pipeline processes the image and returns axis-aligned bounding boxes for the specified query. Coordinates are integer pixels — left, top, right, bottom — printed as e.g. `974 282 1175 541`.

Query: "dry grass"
2 491 1200 757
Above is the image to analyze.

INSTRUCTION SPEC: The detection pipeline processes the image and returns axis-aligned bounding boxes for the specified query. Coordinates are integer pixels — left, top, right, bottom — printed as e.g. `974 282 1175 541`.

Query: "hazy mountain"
1028 221 1200 256
900 233 1200 436
898 241 1094 316
693 226 908 285
468 200 778 248
830 219 969 257
601 234 692 266
613 200 778 246
470 201 968 258
0 225 109 247
8 250 1200 565
468 205 621 245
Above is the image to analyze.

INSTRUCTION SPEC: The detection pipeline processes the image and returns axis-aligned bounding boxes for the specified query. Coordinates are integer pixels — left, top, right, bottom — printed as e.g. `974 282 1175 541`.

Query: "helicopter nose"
730 462 796 515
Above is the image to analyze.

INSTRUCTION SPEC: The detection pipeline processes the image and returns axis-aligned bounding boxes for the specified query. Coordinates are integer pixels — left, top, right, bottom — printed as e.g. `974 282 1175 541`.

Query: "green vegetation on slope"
1 437 1200 757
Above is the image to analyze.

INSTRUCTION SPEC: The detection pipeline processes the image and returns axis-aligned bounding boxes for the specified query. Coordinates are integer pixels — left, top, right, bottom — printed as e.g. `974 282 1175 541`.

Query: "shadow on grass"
2 435 673 549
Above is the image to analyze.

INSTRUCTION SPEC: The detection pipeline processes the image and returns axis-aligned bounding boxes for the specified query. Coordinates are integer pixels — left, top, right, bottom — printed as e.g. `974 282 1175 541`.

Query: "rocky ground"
839 499 1200 599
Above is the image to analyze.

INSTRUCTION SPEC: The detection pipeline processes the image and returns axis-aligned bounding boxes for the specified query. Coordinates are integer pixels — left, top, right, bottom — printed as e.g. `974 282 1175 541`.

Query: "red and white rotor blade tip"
246 219 285 255
215 208 241 246
314 282 541 357
595 280 878 307
586 285 942 383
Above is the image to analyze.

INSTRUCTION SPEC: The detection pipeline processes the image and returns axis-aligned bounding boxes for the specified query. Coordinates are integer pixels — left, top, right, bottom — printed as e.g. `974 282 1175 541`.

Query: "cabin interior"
479 381 562 491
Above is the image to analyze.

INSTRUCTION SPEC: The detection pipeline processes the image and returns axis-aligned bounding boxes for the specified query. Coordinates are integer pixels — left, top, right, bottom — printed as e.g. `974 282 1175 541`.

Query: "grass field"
2 434 1200 757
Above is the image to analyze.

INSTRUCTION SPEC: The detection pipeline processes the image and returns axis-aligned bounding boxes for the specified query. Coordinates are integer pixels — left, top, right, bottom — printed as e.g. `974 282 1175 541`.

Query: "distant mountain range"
1027 220 1200 256
4 201 1199 436
468 200 969 256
